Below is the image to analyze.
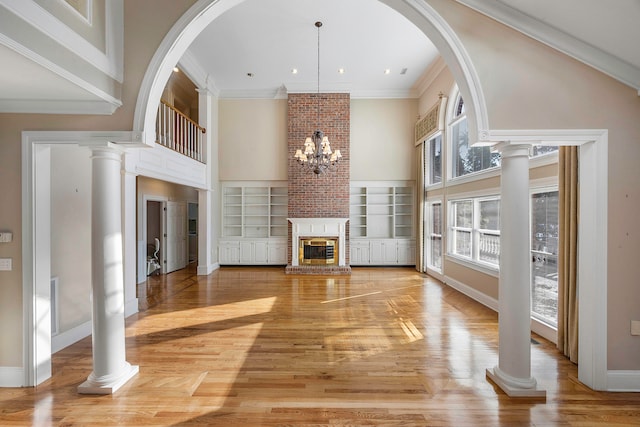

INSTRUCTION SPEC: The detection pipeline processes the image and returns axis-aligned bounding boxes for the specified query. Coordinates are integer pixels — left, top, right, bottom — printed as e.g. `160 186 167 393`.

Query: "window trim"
446 91 501 182
529 185 560 331
447 195 501 274
425 198 443 274
425 131 443 186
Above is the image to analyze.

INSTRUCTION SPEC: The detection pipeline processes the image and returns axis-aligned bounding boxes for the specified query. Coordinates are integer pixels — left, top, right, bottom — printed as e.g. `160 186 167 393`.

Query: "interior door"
165 201 187 273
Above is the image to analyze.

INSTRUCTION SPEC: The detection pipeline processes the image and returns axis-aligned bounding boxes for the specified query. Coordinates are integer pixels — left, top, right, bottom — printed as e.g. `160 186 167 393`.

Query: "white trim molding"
0 0 124 81
480 129 609 391
134 0 490 150
607 371 640 392
51 320 92 354
444 275 499 312
455 0 640 94
20 130 143 387
0 1 124 113
0 367 24 388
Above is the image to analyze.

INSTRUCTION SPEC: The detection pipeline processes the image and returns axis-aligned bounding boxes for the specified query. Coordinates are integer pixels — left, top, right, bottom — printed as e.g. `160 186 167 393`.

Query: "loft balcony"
156 100 205 163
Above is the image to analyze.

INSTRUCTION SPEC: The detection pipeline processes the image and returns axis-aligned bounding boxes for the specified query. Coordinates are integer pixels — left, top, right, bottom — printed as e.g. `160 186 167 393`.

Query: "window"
449 197 500 267
531 190 559 328
426 201 443 271
426 134 442 185
532 146 558 157
449 94 500 178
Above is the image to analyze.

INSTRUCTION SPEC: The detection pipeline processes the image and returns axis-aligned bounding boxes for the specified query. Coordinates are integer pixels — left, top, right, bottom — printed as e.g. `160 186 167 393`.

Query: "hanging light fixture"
294 21 342 175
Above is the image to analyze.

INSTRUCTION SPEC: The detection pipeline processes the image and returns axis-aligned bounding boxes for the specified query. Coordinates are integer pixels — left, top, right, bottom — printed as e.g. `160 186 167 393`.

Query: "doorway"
146 200 164 275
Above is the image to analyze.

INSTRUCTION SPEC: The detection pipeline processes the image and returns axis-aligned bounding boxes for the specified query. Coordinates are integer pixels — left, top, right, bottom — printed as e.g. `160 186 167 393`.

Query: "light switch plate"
631 320 640 336
0 258 12 271
0 232 12 243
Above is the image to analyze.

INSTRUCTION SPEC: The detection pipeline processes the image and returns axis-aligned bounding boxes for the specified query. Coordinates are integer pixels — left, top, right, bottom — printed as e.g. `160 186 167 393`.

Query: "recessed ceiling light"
338 68 345 74
384 69 391 75
400 68 408 75
173 67 180 73
291 68 298 74
247 72 254 77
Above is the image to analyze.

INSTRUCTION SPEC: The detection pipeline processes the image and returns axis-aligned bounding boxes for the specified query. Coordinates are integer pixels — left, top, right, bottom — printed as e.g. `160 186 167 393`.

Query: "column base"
78 363 139 395
486 366 546 398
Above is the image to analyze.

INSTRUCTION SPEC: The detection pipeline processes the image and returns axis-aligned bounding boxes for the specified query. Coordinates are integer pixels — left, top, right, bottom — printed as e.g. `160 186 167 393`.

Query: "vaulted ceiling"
0 0 638 114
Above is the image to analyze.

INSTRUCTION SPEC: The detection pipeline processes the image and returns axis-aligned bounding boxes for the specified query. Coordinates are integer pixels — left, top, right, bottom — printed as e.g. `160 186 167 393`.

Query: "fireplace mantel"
288 218 348 267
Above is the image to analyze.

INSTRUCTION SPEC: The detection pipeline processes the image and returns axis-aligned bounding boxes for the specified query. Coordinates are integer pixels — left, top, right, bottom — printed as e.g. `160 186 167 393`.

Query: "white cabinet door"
239 241 253 263
350 241 370 265
219 241 240 264
383 240 398 264
369 240 385 264
268 243 287 264
397 241 415 265
370 240 400 264
254 241 268 263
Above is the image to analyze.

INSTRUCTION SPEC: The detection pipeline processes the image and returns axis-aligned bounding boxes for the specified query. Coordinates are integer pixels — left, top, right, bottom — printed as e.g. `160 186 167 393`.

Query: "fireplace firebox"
299 238 338 265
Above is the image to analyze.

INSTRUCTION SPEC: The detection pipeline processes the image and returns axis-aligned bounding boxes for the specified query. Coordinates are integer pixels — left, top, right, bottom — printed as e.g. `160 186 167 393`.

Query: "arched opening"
129 0 607 392
132 0 489 146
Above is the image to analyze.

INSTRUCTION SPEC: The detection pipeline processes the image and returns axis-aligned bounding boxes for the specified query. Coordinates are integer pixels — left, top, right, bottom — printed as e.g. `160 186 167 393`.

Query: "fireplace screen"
299 238 338 265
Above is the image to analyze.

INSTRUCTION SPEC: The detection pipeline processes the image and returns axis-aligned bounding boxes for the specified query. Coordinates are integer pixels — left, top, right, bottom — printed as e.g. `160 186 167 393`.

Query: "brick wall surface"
288 93 350 266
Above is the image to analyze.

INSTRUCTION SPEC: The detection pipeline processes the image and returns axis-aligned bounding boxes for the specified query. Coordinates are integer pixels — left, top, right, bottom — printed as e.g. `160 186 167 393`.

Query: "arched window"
448 93 500 178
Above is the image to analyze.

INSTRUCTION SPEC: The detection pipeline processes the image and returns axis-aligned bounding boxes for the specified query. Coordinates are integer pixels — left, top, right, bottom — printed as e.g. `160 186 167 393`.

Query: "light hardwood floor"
2 265 639 426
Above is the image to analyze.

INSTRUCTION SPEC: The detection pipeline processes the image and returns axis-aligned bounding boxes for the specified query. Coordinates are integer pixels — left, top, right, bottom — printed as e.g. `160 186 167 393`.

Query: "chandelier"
294 21 342 175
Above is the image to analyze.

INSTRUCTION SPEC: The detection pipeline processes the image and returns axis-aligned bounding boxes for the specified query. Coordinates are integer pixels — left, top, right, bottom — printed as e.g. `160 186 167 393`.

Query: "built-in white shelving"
349 181 415 266
220 182 288 265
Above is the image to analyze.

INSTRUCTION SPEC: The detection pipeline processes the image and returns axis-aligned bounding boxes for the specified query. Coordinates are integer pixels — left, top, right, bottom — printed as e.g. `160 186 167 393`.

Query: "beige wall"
0 0 195 367
51 145 93 333
429 0 640 369
218 99 288 181
1 0 639 372
218 98 419 183
351 98 418 181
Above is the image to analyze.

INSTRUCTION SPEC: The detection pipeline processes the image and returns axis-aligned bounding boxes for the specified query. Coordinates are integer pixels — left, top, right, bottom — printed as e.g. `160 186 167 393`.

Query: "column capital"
493 142 532 158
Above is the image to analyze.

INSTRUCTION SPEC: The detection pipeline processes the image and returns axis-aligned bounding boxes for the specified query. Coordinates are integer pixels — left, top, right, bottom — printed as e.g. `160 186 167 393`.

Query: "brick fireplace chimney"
287 93 351 272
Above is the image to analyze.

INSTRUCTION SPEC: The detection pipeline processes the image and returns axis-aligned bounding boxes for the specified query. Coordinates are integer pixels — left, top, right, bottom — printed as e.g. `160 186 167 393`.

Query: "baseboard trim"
52 320 92 354
0 367 24 387
125 297 139 318
443 275 499 312
607 370 640 392
197 262 219 276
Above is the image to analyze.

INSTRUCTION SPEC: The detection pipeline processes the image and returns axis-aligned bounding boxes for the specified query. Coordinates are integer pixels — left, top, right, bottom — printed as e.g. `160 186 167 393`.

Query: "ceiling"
186 0 437 98
1 0 639 113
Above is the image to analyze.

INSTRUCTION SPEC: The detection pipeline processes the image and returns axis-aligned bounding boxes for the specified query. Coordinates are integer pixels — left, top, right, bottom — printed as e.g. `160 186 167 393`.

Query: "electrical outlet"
631 320 640 336
0 232 12 243
0 258 12 271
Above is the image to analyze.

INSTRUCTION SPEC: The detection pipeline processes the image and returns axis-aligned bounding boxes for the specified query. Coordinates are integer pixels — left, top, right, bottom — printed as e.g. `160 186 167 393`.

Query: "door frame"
140 195 168 281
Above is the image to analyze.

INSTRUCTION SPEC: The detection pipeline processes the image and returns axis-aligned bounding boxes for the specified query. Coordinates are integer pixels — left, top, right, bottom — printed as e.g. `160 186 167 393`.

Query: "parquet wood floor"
1 265 639 426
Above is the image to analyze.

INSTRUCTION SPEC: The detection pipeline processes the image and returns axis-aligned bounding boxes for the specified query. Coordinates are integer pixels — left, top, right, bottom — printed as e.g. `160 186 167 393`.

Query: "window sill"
445 254 499 278
446 166 501 186
531 317 557 344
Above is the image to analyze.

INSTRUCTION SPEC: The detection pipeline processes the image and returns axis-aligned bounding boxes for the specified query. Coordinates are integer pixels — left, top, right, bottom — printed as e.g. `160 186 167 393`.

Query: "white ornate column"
78 144 139 394
122 152 139 316
486 143 545 398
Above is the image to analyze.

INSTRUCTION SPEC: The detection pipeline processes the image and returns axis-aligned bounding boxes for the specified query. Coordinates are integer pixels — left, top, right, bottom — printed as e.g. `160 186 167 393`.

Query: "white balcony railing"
156 100 206 163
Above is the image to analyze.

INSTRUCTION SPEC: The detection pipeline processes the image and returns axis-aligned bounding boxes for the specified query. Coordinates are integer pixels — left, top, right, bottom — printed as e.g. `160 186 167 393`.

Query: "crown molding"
0 99 120 115
0 15 123 108
0 0 123 82
413 55 447 98
179 49 220 96
456 0 640 93
218 86 418 100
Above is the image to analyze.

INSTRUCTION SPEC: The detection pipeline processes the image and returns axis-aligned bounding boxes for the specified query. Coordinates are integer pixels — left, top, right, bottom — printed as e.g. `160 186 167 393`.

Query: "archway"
129 0 608 392
132 0 489 145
